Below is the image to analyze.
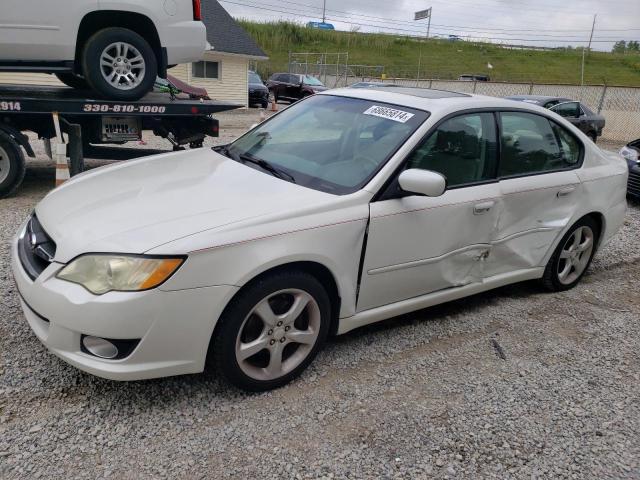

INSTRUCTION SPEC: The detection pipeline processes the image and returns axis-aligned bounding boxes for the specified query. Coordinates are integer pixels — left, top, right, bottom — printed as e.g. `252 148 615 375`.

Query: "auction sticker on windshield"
364 105 415 123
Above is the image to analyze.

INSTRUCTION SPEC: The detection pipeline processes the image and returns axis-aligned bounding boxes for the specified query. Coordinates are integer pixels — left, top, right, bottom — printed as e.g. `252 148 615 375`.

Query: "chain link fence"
325 75 640 143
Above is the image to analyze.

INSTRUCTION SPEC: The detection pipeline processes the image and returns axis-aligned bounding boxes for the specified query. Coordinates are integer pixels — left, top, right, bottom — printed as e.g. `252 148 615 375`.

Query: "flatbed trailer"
0 85 241 197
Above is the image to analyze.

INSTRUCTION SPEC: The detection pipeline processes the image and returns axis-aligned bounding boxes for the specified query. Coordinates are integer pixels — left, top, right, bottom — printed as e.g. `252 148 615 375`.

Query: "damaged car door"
357 112 501 311
484 111 583 277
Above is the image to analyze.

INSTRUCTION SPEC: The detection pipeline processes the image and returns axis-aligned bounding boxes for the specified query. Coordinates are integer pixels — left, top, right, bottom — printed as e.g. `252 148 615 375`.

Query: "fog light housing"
82 336 118 359
81 335 140 360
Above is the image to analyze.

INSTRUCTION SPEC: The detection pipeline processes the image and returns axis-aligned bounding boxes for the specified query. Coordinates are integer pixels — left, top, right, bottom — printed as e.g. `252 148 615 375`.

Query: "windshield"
248 72 263 84
227 95 429 194
303 75 324 86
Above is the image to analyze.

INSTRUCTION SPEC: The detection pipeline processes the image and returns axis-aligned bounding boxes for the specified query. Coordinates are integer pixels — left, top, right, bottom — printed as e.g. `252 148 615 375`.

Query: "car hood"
249 82 268 90
35 150 334 263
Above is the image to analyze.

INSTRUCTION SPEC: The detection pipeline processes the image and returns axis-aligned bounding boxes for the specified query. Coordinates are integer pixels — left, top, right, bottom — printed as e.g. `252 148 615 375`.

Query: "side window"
499 112 576 177
551 102 580 119
405 113 497 188
551 122 582 165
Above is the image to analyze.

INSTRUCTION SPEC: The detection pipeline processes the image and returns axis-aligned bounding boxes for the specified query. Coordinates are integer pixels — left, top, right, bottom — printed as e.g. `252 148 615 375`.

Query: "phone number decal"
83 104 167 113
0 101 21 111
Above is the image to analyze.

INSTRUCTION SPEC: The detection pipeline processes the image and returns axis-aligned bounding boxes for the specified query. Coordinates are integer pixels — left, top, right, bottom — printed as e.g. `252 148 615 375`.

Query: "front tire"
82 27 157 101
209 271 331 392
541 217 599 291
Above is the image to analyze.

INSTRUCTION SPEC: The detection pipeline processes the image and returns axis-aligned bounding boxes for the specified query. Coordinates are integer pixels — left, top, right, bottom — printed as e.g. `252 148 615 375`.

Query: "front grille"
18 215 56 280
628 171 640 197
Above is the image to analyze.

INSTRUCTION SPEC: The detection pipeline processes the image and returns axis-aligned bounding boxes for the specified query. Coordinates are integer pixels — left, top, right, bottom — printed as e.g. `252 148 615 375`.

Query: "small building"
169 0 268 107
0 0 268 107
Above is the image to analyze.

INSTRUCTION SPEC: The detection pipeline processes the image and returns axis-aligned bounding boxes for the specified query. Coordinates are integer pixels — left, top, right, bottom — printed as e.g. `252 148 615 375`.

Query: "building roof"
201 1 268 59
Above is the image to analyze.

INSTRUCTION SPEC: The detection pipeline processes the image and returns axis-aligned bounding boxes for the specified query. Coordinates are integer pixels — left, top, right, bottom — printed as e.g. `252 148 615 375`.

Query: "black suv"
266 73 327 103
248 71 269 108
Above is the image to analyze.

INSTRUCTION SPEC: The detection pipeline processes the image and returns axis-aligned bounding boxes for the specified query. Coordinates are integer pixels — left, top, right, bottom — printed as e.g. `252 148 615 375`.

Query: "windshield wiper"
239 154 296 183
214 146 296 183
213 145 240 161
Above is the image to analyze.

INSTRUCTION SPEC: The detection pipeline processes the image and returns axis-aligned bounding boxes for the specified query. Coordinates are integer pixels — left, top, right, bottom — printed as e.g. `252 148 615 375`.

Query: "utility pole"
581 14 596 86
322 0 327 23
414 7 432 86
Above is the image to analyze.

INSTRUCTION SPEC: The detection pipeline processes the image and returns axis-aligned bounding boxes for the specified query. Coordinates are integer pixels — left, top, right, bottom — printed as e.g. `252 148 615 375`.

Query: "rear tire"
541 217 599 292
208 270 331 392
0 132 26 199
54 72 90 91
82 27 157 101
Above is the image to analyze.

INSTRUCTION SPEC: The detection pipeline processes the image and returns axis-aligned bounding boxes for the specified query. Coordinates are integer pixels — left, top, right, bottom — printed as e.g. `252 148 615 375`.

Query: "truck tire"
82 28 157 101
0 132 26 199
55 73 90 91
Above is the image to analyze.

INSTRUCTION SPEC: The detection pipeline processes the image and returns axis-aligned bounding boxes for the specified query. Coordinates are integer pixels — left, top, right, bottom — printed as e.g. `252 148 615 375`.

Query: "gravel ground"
1 112 639 479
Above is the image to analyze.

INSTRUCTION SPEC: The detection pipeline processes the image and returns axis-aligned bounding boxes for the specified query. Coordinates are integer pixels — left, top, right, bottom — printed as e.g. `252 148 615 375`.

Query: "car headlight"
620 146 639 163
57 255 185 295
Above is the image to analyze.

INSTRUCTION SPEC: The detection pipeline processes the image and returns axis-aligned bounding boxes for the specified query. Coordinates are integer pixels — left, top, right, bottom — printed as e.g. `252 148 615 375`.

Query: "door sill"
337 267 544 334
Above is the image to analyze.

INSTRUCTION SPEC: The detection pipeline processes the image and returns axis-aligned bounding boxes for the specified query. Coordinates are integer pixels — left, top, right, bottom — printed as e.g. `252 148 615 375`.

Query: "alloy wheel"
100 42 146 91
235 289 321 381
557 225 594 285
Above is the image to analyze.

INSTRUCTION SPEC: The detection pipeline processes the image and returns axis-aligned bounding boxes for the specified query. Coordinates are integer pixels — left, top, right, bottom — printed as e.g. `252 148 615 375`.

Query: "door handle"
473 201 495 215
557 186 576 197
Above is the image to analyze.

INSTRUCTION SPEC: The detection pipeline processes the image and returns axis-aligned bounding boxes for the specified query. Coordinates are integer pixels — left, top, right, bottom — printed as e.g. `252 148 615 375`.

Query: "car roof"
322 87 553 115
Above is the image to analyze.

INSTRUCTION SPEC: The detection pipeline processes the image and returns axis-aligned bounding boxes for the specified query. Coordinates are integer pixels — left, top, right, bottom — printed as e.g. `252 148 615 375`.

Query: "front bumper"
249 89 269 104
11 228 238 381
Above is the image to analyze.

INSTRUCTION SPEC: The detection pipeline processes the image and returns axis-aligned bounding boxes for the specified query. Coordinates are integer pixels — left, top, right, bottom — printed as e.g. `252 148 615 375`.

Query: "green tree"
613 40 627 53
628 40 640 52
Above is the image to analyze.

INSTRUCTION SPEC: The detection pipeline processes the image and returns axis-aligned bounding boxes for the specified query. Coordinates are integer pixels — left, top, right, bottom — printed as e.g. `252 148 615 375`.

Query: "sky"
218 0 640 51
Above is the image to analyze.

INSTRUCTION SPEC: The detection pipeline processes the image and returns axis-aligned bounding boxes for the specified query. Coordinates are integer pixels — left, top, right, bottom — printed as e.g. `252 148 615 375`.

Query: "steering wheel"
353 154 380 176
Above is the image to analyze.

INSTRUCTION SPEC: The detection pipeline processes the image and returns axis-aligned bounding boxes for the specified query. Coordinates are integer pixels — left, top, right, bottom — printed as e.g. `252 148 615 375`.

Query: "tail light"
193 0 202 20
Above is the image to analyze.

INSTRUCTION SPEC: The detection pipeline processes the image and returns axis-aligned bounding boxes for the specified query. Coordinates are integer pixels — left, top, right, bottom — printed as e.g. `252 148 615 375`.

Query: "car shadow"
33 279 542 408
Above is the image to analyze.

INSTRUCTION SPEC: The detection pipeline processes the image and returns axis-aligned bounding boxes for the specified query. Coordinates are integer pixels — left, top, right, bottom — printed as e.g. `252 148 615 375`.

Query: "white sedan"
12 87 628 391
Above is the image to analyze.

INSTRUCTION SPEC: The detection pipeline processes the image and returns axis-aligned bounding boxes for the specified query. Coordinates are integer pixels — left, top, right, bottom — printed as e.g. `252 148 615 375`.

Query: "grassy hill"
239 21 640 86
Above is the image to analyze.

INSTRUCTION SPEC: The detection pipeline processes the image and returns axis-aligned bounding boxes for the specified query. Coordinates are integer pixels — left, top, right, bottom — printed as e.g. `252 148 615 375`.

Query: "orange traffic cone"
270 95 278 112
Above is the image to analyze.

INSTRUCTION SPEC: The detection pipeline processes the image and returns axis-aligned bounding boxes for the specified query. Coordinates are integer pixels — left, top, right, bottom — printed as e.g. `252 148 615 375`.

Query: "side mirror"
398 169 446 197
